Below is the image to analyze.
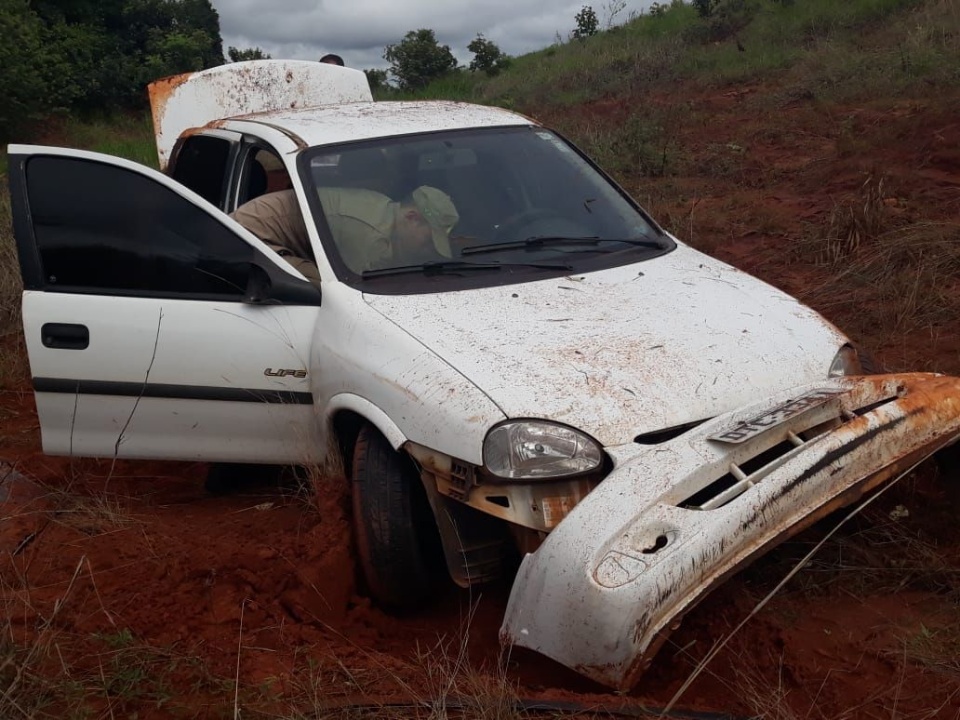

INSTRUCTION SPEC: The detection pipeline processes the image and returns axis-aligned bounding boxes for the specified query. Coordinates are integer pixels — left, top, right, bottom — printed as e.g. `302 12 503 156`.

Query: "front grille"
676 392 898 511
680 439 799 510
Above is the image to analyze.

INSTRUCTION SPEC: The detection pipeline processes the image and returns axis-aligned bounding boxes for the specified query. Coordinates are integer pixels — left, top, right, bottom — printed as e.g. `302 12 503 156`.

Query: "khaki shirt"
316 187 397 272
230 190 320 283
230 187 445 280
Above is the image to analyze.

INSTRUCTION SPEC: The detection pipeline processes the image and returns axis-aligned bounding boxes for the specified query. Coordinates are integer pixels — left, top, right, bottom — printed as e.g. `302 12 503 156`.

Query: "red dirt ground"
3 87 960 718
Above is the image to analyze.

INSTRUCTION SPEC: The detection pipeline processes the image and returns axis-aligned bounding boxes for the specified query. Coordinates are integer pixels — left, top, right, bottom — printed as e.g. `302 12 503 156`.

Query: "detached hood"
363 244 849 447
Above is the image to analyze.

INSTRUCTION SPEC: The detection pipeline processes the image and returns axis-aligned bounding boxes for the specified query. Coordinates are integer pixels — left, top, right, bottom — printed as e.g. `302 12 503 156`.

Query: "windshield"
299 126 672 293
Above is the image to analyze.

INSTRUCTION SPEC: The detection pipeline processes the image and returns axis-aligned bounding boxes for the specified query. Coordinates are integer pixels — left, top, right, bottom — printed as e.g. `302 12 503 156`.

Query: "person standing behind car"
319 53 345 66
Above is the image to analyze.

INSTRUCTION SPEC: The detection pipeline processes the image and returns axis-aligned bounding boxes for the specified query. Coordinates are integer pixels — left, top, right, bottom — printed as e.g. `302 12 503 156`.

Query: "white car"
7 60 960 689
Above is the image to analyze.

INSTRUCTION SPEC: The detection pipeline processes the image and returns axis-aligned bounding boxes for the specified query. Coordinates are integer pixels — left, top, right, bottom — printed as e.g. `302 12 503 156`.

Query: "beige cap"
411 185 459 255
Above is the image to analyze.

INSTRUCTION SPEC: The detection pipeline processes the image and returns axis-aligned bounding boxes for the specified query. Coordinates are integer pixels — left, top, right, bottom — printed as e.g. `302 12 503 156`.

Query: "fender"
325 393 408 450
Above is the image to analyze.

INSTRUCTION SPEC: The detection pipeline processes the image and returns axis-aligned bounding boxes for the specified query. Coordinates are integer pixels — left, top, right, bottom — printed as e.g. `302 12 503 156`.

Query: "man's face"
392 207 435 262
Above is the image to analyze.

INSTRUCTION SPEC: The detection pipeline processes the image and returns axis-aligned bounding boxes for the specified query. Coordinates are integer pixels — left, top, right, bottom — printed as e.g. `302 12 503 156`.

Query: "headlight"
828 344 863 377
483 420 603 480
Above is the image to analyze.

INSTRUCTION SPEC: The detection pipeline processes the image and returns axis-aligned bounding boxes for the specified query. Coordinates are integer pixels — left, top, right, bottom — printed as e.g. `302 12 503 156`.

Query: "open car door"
7 145 323 464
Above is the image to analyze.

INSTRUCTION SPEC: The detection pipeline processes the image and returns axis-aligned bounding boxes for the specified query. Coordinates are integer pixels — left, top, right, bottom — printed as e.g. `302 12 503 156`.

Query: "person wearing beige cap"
319 185 459 273
229 185 459 280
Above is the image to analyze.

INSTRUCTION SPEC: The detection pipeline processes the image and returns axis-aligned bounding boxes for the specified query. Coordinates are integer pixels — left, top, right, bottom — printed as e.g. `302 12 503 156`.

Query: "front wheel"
350 423 441 610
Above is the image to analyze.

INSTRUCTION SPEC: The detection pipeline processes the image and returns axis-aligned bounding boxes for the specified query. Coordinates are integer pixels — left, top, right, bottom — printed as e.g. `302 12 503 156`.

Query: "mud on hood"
363 244 849 447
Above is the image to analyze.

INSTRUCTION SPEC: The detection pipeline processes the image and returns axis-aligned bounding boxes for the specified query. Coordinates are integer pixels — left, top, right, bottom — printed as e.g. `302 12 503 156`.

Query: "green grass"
403 0 957 114
60 114 159 169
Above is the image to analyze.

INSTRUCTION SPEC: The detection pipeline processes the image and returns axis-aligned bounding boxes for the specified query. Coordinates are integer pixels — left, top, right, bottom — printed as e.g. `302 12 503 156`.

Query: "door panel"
9 146 323 464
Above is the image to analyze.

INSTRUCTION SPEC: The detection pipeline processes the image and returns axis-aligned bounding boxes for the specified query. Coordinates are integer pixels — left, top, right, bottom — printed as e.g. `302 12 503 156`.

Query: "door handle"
41 323 89 350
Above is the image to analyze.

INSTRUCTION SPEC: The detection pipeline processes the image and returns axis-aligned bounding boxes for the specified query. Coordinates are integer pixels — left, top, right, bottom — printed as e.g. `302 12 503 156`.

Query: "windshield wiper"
361 259 573 279
461 236 665 256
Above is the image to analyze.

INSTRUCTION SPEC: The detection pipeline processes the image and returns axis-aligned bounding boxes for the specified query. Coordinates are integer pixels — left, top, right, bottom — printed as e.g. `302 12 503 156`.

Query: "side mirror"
244 263 273 304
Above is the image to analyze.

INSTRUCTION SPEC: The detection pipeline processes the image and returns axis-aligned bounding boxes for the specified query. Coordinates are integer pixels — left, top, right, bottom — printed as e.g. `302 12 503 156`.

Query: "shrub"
467 34 510 76
384 29 458 90
573 5 600 39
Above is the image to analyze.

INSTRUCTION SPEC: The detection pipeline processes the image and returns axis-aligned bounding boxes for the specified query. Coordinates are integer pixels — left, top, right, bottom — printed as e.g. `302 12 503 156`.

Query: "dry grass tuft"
413 629 518 720
818 175 888 264
0 556 86 718
729 650 804 720
775 490 960 602
46 489 142 536
274 602 522 720
797 215 960 343
898 623 960 677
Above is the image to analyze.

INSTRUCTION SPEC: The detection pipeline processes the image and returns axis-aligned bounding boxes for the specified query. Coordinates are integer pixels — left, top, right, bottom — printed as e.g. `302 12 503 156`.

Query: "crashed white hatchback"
7 61 960 689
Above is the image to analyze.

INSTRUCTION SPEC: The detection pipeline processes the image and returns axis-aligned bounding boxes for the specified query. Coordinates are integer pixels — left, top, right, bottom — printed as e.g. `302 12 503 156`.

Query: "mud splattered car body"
7 61 960 689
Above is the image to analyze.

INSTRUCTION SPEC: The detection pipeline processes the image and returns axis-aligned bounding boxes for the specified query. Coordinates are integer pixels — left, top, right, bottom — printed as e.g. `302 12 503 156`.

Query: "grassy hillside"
394 0 958 106
393 0 959 170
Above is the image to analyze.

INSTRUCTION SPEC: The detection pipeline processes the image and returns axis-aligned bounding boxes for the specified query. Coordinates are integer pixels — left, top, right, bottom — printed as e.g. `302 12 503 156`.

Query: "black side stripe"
33 378 313 405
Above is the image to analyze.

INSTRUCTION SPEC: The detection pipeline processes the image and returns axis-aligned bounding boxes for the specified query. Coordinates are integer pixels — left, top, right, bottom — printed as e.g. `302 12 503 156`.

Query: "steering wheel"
494 207 564 242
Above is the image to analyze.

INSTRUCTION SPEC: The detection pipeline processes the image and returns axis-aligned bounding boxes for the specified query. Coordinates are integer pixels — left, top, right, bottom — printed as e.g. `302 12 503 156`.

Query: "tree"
692 0 718 17
0 0 227 137
0 0 53 141
227 46 270 62
37 0 225 110
467 34 509 76
383 29 458 90
177 0 224 68
572 5 599 39
139 27 217 85
364 68 389 92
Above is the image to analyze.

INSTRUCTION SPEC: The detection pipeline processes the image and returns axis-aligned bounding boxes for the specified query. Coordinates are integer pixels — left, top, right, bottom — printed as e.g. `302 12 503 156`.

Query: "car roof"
219 100 537 149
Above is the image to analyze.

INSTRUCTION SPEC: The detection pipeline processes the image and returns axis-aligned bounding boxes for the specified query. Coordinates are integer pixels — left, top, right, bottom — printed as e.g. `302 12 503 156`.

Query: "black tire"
350 424 440 610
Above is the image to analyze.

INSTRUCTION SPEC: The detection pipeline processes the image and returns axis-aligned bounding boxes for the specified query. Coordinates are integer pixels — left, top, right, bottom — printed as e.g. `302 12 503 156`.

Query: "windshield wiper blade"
361 259 572 279
461 236 664 256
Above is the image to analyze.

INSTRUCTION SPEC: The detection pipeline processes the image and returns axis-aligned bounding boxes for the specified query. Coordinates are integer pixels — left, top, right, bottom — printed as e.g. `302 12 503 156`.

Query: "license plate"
708 389 844 444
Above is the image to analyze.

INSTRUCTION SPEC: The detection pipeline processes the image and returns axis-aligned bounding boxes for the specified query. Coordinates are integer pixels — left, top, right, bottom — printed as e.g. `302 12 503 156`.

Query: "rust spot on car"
147 71 194 152
148 72 193 116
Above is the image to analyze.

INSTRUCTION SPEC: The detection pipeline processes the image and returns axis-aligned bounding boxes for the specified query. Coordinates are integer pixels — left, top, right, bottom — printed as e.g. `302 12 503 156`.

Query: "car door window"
235 147 291 210
170 135 232 207
25 155 254 298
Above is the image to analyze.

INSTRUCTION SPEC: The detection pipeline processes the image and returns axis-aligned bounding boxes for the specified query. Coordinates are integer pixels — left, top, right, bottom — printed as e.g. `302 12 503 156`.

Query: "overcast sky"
212 0 656 72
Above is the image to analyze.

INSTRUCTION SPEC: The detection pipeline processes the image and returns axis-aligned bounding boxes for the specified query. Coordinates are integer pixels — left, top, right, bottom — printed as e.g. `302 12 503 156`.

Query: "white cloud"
213 0 655 71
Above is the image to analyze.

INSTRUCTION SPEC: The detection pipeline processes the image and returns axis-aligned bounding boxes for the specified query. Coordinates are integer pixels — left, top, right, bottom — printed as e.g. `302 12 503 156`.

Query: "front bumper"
500 373 960 689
